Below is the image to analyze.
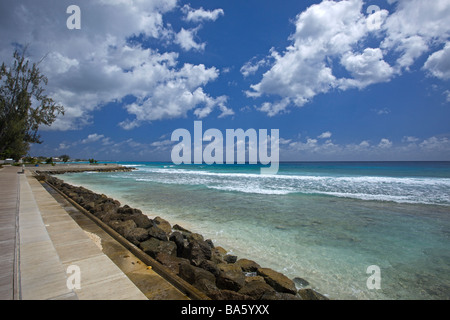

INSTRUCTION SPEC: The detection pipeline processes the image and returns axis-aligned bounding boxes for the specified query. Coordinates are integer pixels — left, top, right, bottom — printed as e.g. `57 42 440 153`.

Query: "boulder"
124 213 153 229
178 262 216 287
99 211 123 223
84 201 96 212
155 253 189 275
153 216 172 234
245 275 266 284
215 246 227 255
173 224 191 234
199 259 221 277
108 219 136 238
238 279 276 300
212 290 253 300
184 240 212 266
169 231 187 256
211 248 226 264
194 278 222 299
125 227 150 246
99 202 119 215
139 238 177 258
261 291 302 300
187 232 204 243
297 288 329 300
118 205 142 215
224 254 238 264
293 277 310 289
257 267 297 295
205 239 215 248
236 259 261 272
216 263 246 291
147 225 168 241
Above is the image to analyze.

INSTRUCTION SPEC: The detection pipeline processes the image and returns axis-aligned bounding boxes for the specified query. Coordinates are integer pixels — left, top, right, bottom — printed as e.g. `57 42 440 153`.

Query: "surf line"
171 121 279 175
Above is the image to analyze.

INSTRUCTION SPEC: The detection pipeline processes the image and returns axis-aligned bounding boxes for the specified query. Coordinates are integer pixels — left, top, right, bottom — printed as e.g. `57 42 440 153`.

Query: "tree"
0 48 64 160
60 154 70 163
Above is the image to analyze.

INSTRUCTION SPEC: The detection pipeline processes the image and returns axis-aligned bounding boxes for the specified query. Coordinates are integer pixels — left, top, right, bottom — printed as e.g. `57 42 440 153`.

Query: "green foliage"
59 154 70 163
0 48 64 160
88 158 98 164
23 156 37 164
45 157 53 164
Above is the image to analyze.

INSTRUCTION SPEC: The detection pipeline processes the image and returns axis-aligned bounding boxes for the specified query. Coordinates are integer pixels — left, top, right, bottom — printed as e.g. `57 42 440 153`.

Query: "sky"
1 0 450 161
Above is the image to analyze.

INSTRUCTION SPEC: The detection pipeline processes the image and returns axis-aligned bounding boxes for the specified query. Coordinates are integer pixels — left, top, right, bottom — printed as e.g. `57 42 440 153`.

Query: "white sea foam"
128 166 450 205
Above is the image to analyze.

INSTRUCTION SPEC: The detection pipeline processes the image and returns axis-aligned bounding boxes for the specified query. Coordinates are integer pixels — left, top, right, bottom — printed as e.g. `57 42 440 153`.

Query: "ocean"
59 161 450 300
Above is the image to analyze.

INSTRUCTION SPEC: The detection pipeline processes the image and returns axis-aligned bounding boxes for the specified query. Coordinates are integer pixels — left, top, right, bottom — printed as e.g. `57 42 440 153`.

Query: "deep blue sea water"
60 162 450 299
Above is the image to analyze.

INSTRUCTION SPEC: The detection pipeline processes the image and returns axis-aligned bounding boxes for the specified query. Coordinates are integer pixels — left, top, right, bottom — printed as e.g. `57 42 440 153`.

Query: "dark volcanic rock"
194 278 222 299
216 263 246 291
139 238 177 258
178 261 216 287
100 211 123 224
147 225 168 241
257 267 297 295
118 205 142 215
210 247 226 264
173 224 191 234
187 232 204 243
205 239 214 248
153 216 172 234
155 252 189 275
124 213 153 229
297 288 329 300
199 259 221 277
99 202 119 215
236 259 261 272
224 254 238 264
261 291 302 300
212 290 253 300
169 231 187 256
293 277 310 289
125 227 150 246
108 219 136 238
238 279 276 299
185 240 212 266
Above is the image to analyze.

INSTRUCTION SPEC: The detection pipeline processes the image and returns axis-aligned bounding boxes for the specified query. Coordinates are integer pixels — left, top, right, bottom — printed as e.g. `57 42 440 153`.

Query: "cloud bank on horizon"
0 0 449 160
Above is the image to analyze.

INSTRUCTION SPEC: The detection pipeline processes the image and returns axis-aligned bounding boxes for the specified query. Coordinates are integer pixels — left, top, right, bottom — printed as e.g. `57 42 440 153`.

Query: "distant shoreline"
27 163 136 174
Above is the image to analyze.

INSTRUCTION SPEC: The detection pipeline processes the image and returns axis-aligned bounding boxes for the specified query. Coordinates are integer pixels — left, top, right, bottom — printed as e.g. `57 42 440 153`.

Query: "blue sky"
1 0 450 161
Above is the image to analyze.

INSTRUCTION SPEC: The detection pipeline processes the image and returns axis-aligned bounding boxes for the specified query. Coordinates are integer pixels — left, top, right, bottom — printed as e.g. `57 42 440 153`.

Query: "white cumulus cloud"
181 5 224 23
0 0 229 130
247 0 450 116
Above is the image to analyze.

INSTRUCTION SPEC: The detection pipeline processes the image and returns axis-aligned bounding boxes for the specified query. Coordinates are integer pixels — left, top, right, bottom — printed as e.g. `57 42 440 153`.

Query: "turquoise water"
60 162 450 299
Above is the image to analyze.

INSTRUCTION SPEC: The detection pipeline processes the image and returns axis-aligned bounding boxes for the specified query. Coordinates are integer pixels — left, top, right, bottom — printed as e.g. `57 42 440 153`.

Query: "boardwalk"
0 166 20 299
0 166 188 300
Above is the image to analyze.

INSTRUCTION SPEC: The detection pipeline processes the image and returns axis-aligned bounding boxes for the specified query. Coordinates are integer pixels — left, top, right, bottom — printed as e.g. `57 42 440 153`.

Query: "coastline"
37 165 328 300
45 162 450 300
27 163 136 174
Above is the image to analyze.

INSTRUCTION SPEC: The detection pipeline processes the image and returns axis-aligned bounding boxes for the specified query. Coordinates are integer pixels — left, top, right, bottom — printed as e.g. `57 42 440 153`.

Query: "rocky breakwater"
43 174 329 300
33 164 136 175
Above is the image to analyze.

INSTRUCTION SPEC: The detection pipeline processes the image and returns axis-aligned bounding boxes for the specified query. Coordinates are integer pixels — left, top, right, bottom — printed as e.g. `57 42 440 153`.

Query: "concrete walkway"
0 166 179 300
0 166 20 299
